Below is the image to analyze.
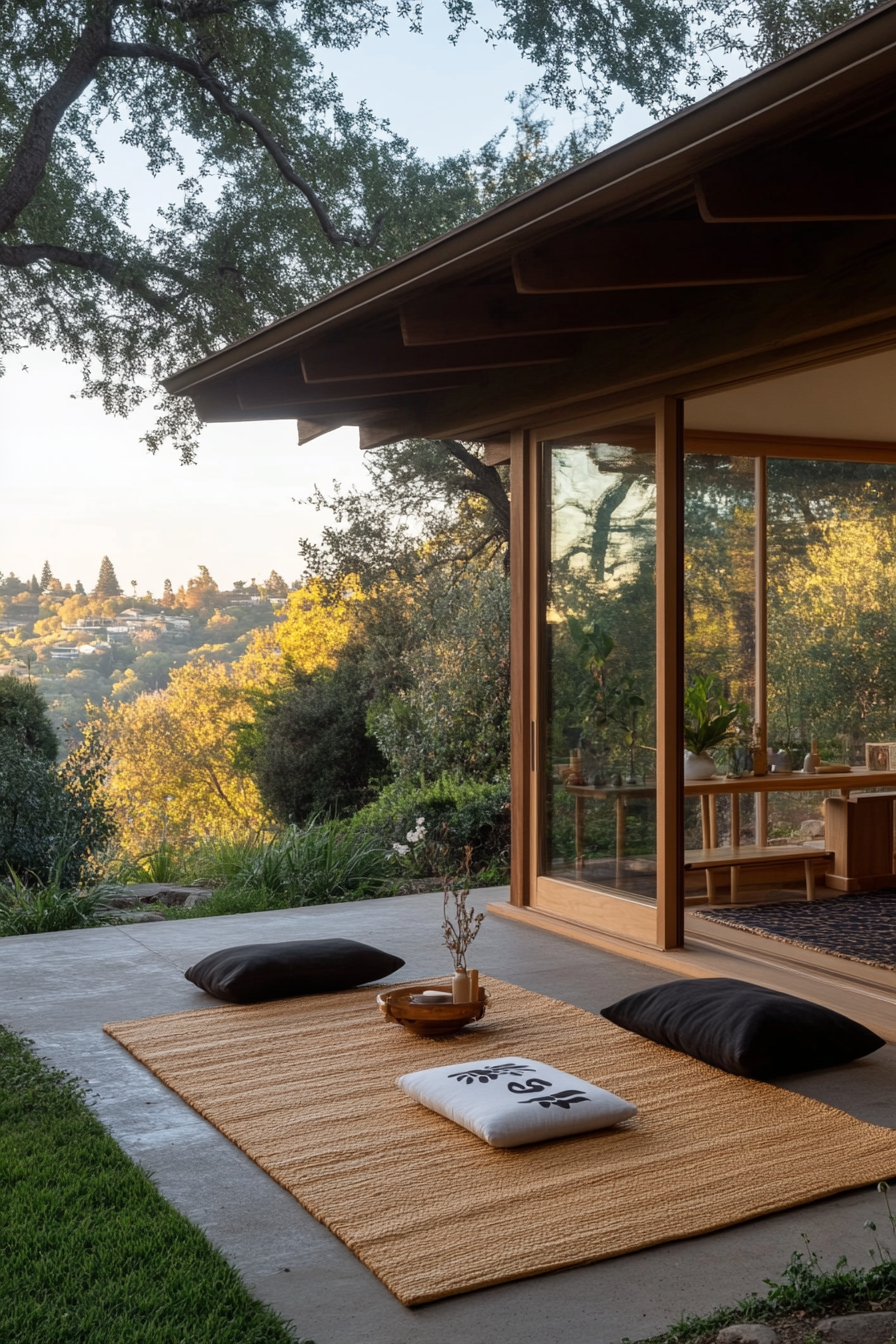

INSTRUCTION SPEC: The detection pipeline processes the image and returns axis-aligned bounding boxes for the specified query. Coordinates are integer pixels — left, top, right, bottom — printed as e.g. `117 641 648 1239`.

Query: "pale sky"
0 10 657 596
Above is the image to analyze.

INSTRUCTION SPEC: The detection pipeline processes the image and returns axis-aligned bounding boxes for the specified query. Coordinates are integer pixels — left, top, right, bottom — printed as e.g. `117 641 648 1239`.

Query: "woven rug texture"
104 978 896 1305
693 890 896 971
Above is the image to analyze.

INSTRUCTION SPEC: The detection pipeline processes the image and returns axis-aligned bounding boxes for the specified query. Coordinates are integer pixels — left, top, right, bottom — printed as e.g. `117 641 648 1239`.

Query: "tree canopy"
1 0 872 459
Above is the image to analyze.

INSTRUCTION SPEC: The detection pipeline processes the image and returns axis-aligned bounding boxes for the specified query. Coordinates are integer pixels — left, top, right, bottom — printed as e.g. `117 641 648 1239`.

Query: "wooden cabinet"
824 793 896 891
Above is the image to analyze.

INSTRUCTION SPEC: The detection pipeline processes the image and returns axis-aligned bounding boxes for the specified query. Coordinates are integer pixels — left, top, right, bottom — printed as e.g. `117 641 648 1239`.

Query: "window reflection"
544 426 657 901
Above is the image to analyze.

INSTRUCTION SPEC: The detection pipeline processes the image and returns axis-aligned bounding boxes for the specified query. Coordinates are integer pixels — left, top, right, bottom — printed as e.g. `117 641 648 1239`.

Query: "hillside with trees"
0 558 295 740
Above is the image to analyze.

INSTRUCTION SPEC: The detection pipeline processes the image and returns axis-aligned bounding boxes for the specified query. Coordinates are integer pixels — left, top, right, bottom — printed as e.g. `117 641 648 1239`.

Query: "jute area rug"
104 978 896 1306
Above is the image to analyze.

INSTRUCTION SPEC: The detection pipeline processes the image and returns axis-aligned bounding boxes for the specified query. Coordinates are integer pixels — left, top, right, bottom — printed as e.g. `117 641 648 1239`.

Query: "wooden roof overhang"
163 1 896 449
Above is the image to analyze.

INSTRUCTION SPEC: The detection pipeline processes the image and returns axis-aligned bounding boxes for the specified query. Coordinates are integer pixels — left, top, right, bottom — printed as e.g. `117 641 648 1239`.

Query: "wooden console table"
564 768 896 895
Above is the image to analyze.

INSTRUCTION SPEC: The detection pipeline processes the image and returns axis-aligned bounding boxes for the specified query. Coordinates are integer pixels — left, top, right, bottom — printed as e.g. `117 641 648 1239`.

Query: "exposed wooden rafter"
300 330 578 382
403 240 896 441
696 131 896 222
235 365 474 409
512 221 815 292
399 285 674 345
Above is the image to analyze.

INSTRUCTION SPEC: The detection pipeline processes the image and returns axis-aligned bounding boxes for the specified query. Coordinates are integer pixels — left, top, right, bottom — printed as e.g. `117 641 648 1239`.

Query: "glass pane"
543 421 657 900
766 458 896 841
684 454 756 847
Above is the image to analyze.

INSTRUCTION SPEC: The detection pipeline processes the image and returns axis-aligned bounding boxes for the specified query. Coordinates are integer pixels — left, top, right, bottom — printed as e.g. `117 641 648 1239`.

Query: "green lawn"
0 1027 305 1344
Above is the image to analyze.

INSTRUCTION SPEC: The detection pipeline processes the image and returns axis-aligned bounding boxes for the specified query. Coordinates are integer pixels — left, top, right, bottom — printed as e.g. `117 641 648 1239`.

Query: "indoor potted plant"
684 675 749 780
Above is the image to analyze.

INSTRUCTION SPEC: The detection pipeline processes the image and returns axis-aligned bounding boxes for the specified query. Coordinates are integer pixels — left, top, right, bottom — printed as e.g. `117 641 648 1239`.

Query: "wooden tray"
376 984 489 1036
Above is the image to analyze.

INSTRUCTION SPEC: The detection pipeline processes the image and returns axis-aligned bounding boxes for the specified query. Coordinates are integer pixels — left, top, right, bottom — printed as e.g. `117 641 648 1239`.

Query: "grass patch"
0 1027 306 1343
633 1229 896 1344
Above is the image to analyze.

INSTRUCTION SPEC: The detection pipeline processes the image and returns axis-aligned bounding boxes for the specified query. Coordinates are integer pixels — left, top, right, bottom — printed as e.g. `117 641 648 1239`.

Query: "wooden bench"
684 844 833 904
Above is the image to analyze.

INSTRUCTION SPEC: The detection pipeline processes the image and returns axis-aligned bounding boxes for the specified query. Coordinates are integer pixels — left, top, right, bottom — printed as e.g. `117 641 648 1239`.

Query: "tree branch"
106 39 382 249
439 440 510 547
0 4 115 234
0 2 380 260
0 241 177 312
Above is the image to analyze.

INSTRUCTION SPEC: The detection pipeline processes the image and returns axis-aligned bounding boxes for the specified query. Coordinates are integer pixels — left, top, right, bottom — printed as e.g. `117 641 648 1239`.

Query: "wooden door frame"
509 399 685 949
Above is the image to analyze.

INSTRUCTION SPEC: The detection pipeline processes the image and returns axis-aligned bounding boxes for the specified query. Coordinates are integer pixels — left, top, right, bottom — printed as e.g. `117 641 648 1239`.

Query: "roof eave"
163 0 896 397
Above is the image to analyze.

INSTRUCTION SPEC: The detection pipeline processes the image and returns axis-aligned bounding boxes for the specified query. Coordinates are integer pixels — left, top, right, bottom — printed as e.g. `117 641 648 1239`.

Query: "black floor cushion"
601 977 885 1078
185 938 405 1004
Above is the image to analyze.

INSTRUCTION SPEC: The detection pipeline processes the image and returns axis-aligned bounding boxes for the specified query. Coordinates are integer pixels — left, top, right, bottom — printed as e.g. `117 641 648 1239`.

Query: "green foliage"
0 726 116 889
247 653 388 824
353 773 511 875
683 674 750 755
0 3 609 461
0 1027 299 1343
115 839 185 885
367 565 511 784
0 675 57 760
93 555 122 599
153 820 397 915
0 866 114 937
641 1231 896 1344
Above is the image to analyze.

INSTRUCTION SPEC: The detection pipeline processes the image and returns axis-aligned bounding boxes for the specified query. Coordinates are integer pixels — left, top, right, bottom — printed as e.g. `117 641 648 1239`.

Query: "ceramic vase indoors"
684 750 717 780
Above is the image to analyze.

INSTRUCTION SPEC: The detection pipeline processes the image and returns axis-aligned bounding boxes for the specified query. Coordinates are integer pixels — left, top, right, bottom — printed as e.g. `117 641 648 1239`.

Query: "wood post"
755 457 769 846
510 428 540 906
656 397 685 948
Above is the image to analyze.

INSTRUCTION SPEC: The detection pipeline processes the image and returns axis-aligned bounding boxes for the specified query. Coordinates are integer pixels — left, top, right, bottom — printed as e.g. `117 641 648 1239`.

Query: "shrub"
0 725 116 889
247 653 388 823
0 676 58 760
352 774 510 876
367 568 510 784
0 868 115 937
164 819 397 913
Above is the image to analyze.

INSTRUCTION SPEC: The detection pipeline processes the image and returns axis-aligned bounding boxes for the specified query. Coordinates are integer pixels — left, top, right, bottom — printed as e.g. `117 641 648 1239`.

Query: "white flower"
415 817 425 827
392 842 410 856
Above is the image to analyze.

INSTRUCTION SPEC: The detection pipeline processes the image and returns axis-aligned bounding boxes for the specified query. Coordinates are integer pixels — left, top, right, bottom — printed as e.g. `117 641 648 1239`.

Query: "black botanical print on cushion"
518 1089 590 1110
449 1063 535 1085
506 1078 554 1095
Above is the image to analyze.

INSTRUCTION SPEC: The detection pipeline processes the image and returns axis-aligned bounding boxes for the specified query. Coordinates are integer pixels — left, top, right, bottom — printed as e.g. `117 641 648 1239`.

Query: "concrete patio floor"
2 890 895 1344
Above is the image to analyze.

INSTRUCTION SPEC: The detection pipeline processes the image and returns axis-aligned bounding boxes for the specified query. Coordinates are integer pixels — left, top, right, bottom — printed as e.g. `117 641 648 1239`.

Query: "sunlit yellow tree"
242 578 358 680
98 658 270 849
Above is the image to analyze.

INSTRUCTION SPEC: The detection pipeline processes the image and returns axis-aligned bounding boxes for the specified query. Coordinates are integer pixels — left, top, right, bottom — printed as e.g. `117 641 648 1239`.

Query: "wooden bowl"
377 984 489 1036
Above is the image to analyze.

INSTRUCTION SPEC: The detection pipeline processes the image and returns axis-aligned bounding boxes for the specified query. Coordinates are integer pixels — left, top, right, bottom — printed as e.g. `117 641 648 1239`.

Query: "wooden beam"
297 418 341 444
358 416 420 450
404 239 896 441
696 132 896 222
685 428 896 462
399 286 674 345
236 367 475 409
300 330 578 382
482 437 512 465
512 221 815 292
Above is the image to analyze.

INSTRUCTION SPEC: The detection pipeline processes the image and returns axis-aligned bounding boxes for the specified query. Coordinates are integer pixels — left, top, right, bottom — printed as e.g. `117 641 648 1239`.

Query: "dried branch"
442 846 484 972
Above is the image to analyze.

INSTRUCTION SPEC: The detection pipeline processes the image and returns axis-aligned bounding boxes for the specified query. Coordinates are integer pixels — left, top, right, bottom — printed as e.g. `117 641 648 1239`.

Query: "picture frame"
865 743 896 771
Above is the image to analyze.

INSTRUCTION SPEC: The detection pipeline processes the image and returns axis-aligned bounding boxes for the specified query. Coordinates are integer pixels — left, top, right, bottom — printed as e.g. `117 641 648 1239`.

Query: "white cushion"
397 1056 637 1148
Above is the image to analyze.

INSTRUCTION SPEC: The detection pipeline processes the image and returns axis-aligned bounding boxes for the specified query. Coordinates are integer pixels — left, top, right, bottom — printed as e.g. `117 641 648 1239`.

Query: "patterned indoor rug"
105 977 896 1305
692 890 896 971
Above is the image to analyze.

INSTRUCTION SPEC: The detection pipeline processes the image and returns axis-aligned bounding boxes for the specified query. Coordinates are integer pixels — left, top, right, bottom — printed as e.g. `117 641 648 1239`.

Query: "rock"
113 911 167 923
112 883 214 908
817 1315 896 1344
799 818 825 839
182 889 212 909
717 1324 779 1344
